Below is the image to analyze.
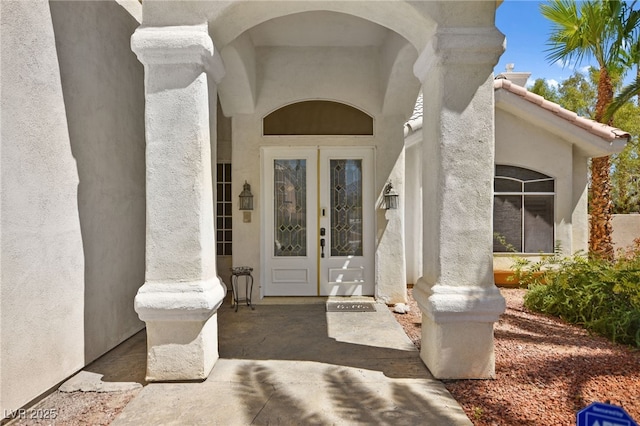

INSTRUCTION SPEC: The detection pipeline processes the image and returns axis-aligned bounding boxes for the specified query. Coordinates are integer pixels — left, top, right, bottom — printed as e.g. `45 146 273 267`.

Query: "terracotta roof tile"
493 78 629 142
405 79 630 146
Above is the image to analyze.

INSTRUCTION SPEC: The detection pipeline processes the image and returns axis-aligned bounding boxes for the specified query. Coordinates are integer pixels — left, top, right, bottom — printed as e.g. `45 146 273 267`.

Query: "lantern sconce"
239 181 254 211
383 181 399 210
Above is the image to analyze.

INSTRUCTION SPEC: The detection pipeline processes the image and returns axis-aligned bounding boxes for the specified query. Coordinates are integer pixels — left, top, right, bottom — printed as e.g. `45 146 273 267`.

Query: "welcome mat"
326 302 376 312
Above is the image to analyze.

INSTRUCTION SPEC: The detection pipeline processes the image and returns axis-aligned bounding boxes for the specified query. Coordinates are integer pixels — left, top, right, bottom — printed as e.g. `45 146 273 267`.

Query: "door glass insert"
274 159 307 257
330 159 363 256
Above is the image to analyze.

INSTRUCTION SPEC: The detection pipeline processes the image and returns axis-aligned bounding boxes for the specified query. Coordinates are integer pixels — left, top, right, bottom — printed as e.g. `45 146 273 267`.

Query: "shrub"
511 243 640 347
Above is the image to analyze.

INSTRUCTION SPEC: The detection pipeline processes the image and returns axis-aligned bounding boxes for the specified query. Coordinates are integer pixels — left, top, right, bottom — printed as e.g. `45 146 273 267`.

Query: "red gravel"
392 288 640 425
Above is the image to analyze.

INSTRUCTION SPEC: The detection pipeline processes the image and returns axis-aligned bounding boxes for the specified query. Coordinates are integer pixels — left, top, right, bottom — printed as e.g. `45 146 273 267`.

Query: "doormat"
326 302 376 312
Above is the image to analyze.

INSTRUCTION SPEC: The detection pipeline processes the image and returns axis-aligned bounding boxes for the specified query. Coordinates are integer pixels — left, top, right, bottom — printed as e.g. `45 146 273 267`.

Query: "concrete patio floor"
75 298 472 425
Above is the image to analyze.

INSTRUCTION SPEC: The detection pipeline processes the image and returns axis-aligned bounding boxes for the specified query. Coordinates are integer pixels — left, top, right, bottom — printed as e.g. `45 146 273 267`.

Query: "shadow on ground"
108 301 471 425
236 363 463 426
218 303 428 379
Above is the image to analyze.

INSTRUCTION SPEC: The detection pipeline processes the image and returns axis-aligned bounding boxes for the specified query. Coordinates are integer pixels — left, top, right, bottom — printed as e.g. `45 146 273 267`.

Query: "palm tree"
606 6 640 117
542 0 638 260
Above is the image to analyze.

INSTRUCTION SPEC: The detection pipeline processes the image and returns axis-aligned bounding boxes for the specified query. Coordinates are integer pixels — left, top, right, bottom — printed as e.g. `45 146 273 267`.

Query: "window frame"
216 162 232 257
493 165 556 254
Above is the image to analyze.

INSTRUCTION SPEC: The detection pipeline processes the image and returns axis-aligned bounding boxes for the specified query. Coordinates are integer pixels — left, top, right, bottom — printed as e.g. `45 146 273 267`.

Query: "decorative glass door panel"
330 160 363 257
274 159 307 257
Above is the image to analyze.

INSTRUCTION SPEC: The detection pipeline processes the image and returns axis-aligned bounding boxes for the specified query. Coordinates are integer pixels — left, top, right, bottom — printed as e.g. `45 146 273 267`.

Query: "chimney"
496 63 531 87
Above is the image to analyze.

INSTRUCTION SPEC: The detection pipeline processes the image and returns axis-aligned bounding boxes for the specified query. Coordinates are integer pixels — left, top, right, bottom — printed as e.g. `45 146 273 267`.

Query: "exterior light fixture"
383 181 399 210
239 181 254 210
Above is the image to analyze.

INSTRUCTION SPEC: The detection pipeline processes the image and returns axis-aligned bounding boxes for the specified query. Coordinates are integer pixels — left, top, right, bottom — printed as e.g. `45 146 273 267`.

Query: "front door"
263 147 374 296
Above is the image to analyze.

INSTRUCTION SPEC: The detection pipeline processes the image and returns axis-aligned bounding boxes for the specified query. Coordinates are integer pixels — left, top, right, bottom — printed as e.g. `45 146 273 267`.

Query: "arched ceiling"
138 1 500 118
246 11 390 47
215 9 422 116
206 1 435 53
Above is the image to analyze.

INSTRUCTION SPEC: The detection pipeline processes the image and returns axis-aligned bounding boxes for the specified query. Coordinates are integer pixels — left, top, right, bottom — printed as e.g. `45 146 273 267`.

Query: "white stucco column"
412 27 506 379
131 25 226 381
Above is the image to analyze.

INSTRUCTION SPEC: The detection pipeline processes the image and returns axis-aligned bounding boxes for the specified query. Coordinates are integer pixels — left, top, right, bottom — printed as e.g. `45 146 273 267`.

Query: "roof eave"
495 88 629 157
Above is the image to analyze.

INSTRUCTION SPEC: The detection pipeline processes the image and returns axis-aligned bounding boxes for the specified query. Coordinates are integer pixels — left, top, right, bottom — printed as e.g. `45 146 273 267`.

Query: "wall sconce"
383 181 399 210
239 181 254 210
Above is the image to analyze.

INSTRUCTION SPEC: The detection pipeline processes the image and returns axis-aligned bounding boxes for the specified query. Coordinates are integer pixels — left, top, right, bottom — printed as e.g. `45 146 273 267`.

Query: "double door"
263 147 374 296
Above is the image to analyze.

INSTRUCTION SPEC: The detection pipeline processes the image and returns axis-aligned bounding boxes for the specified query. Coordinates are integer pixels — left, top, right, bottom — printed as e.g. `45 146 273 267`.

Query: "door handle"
320 238 325 258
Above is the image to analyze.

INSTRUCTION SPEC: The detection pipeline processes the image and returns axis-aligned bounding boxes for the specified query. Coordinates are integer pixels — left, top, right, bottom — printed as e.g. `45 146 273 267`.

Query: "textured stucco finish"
491 99 592 271
496 108 583 253
412 26 506 379
376 150 408 304
1 2 85 412
131 24 226 380
421 316 497 379
1 0 145 414
145 315 219 381
48 0 146 363
612 214 640 251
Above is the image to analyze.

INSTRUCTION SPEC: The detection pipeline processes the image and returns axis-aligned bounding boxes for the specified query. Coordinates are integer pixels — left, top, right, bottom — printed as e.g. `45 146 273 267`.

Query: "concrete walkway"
82 299 471 425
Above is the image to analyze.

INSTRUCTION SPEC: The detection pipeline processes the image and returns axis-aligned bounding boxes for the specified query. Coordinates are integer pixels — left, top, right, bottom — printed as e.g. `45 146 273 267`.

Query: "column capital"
414 26 505 83
131 24 225 82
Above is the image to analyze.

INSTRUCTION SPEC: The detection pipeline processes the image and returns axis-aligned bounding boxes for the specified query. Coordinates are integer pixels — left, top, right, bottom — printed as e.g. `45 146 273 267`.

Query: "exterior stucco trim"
131 24 225 82
414 26 505 82
134 278 226 322
413 284 506 323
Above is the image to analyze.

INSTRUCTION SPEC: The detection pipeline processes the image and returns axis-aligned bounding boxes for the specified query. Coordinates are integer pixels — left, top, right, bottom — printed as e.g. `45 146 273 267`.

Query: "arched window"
493 165 555 253
263 101 373 135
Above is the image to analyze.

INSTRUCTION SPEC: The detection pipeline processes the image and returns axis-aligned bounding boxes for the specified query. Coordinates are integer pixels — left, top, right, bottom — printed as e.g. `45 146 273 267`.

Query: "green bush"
511 245 640 347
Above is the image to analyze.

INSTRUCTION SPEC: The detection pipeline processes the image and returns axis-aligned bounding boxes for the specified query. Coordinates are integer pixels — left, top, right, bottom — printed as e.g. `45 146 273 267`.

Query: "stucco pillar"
412 27 506 379
131 25 226 381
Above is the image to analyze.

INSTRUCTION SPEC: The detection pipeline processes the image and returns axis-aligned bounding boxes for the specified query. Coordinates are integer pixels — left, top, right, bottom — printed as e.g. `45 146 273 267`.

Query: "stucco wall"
49 0 146 363
404 132 423 284
612 214 640 252
495 108 577 255
1 0 145 414
492 108 588 273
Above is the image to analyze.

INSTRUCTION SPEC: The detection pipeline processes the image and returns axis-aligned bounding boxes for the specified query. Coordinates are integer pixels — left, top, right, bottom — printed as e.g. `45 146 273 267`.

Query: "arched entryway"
131 0 506 381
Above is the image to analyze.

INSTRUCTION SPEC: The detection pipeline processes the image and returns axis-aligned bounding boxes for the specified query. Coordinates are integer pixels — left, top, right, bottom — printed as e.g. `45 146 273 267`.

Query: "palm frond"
604 76 640 120
541 0 635 69
541 0 587 66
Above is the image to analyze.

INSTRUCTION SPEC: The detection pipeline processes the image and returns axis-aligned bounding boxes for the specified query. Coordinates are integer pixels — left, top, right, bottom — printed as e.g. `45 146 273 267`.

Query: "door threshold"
326 296 376 303
259 296 377 305
259 296 328 305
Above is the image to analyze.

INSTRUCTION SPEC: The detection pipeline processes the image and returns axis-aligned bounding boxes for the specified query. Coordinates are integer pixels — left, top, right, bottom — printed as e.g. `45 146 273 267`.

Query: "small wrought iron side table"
230 266 254 312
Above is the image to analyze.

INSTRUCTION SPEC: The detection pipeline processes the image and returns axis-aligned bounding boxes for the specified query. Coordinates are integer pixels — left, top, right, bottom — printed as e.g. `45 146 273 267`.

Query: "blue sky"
494 0 593 88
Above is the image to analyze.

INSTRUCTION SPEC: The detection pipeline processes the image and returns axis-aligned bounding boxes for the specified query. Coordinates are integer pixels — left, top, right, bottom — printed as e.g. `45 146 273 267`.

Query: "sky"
494 0 594 88
131 1 629 91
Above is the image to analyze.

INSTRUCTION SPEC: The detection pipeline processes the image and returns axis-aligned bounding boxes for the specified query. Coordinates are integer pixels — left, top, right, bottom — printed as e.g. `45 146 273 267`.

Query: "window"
493 165 554 253
216 163 232 256
263 101 373 135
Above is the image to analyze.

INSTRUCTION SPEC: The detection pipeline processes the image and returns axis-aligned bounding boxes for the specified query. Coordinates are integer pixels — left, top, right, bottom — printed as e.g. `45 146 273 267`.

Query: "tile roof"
493 78 630 143
405 79 630 147
409 93 423 121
